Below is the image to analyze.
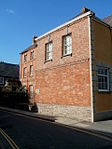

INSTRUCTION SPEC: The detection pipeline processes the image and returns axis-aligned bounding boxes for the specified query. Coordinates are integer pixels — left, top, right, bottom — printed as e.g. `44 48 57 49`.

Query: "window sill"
98 89 110 93
61 53 72 59
44 59 53 64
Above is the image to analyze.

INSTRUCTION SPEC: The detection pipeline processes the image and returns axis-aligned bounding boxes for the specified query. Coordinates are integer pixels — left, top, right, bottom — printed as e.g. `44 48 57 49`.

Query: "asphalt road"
0 110 112 149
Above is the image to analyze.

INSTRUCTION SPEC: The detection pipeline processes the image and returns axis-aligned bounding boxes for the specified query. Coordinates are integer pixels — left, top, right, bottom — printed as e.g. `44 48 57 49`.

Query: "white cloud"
6 9 15 15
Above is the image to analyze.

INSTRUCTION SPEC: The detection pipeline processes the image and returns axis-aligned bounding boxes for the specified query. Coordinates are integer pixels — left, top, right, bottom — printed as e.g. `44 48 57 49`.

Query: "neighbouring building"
20 8 112 122
0 62 19 91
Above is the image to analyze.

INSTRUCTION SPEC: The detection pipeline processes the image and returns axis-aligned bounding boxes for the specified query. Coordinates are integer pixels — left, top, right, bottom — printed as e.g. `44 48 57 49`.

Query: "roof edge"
20 43 37 54
93 16 112 28
36 11 93 41
20 10 94 54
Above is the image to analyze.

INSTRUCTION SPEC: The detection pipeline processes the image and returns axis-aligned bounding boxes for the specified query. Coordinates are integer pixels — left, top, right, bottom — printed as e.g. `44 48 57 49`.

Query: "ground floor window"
29 85 33 97
97 66 110 92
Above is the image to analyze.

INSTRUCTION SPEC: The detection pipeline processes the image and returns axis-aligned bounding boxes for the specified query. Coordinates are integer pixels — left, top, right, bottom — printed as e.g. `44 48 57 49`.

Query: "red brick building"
20 8 112 122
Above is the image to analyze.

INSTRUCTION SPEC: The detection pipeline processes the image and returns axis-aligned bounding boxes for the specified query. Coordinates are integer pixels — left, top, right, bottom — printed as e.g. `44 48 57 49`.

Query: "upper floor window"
62 34 72 56
23 67 27 78
97 66 110 92
30 51 34 60
24 54 27 62
30 65 33 76
45 42 52 61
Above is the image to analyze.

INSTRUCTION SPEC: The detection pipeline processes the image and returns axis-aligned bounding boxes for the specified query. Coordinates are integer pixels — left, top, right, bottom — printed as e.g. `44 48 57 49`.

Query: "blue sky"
0 0 112 64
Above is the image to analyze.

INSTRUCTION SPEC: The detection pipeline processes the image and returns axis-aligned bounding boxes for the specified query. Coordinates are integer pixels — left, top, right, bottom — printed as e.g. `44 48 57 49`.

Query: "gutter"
93 16 112 29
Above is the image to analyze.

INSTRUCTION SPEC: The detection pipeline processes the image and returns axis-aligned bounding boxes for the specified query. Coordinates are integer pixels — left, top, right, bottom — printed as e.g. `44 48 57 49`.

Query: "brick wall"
35 59 91 106
20 47 37 101
35 16 91 107
20 15 91 120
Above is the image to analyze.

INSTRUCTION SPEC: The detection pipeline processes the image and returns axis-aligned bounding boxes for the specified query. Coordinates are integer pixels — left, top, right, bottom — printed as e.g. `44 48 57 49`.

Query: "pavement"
0 106 112 136
55 116 112 132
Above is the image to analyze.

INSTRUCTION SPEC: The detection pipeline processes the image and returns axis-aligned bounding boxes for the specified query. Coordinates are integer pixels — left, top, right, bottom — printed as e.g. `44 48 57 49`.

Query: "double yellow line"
0 128 19 149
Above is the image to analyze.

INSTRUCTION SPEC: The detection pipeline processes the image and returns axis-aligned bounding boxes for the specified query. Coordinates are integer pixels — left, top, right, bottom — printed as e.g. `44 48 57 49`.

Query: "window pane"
46 54 49 60
45 42 52 60
29 85 33 97
63 34 72 55
66 36 70 44
49 44 52 51
104 69 108 75
49 53 52 59
97 66 109 91
98 82 102 90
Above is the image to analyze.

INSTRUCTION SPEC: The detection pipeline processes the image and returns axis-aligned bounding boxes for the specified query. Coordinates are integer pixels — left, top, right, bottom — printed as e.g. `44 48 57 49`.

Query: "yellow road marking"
0 128 19 149
0 129 14 148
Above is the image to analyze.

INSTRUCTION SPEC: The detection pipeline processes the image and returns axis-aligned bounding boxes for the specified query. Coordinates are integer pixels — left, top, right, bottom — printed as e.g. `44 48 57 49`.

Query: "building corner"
88 15 95 122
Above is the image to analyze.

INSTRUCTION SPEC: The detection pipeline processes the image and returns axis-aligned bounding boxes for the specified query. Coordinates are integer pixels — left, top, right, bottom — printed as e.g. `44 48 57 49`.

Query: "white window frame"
63 34 72 56
97 66 110 92
45 42 52 61
23 67 27 78
29 85 33 97
30 65 33 76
